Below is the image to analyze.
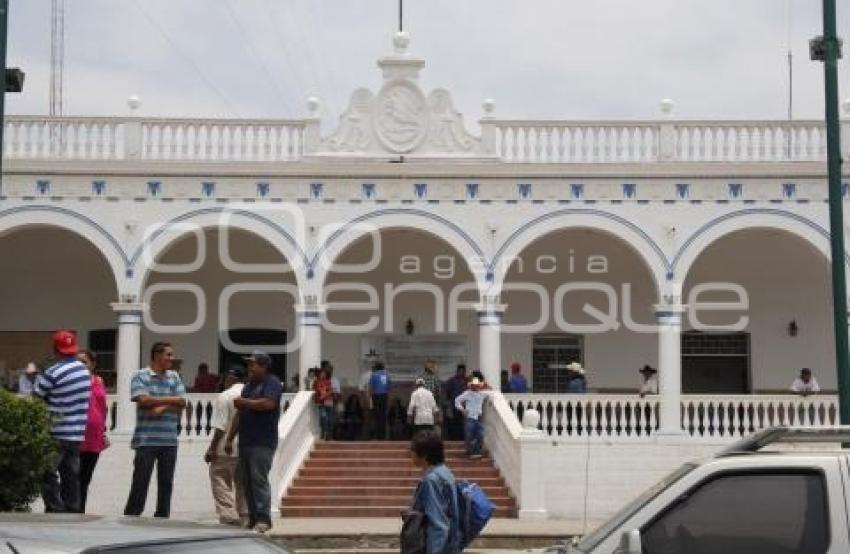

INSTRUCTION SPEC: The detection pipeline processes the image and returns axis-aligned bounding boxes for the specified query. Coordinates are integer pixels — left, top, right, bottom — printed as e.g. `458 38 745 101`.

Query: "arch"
672 209 834 283
309 208 489 292
489 209 669 295
128 208 310 295
0 205 126 291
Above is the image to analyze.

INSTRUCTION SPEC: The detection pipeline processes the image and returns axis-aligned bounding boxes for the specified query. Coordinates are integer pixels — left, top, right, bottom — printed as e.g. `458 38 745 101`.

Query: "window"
642 472 829 554
681 331 750 393
531 334 583 392
88 329 117 393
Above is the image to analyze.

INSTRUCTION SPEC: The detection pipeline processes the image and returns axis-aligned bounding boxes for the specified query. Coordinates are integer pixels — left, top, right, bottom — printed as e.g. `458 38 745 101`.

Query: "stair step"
280 506 517 518
281 495 516 507
297 468 502 478
313 441 466 448
287 486 510 497
303 459 494 468
309 451 483 460
293 477 506 488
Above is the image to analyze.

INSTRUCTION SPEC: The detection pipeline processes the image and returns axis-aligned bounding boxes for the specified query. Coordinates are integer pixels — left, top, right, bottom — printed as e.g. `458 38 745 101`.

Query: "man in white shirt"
408 378 439 435
790 367 820 396
638 365 659 398
204 366 246 525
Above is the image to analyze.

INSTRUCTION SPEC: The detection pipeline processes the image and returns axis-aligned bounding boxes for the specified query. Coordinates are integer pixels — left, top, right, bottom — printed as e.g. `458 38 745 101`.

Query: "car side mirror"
617 529 641 554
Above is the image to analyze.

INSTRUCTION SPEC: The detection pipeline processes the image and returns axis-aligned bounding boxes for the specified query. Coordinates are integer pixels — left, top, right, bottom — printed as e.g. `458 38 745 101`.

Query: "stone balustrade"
105 392 297 439
505 393 840 440
3 115 837 163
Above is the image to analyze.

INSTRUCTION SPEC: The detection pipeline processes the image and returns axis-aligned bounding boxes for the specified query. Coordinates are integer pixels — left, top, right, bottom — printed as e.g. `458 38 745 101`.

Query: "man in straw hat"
454 377 493 459
565 362 588 394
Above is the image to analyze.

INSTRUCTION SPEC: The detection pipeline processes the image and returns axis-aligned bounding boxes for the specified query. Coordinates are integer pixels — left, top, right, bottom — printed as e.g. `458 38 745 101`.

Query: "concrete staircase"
281 441 517 518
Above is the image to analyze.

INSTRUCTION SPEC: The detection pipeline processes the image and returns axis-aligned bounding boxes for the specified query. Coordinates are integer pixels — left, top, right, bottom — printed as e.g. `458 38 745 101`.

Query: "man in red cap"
34 330 91 512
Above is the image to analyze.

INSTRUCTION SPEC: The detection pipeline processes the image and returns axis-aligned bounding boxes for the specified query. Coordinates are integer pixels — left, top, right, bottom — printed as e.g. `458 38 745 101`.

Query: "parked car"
550 427 850 553
0 514 292 554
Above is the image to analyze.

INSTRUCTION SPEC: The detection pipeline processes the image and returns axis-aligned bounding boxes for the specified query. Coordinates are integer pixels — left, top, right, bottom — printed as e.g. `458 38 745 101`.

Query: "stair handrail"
271 390 319 510
483 392 548 519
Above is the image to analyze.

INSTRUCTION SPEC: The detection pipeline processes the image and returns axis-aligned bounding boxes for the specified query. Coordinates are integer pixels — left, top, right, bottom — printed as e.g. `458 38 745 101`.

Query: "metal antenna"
50 0 64 116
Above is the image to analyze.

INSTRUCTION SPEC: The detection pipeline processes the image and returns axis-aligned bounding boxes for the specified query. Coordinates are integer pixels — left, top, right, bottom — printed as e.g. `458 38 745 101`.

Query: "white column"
110 301 145 433
476 299 506 386
296 304 324 390
655 304 685 435
517 409 548 519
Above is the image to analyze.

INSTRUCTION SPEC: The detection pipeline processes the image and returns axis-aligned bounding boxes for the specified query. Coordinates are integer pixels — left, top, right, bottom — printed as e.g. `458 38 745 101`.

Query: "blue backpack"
456 480 495 548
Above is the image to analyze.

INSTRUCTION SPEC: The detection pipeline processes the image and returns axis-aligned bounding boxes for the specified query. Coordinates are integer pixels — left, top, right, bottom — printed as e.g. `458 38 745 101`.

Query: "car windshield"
98 537 288 554
574 462 697 552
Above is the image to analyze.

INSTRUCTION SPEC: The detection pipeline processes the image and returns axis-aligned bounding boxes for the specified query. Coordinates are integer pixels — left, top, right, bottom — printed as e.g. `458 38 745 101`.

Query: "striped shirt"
130 367 186 449
35 357 91 442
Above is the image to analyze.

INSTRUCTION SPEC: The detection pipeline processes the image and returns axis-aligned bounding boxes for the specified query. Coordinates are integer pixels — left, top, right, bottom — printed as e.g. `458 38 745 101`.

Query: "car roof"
0 514 256 552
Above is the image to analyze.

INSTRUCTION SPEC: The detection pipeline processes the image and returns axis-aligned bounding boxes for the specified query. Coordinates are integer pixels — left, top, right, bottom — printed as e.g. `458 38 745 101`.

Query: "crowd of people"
17 328 826 538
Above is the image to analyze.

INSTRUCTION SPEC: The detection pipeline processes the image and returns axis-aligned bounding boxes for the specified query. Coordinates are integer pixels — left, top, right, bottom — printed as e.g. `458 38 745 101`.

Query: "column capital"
295 303 327 315
110 301 147 325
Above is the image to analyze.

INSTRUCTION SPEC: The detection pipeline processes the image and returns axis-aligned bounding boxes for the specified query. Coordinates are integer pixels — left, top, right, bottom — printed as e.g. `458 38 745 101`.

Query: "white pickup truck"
554 427 850 554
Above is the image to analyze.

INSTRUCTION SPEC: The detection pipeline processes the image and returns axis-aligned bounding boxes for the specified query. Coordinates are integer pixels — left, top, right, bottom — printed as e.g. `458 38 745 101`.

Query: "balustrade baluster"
556 127 566 162
555 401 564 436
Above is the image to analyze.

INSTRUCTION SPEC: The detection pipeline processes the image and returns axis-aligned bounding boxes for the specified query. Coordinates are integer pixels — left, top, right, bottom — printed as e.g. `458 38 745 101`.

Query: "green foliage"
0 390 55 511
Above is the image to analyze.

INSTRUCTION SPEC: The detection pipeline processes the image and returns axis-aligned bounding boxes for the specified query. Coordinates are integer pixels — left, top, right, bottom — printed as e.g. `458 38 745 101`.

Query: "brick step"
309 450 482 460
286 486 511 497
302 458 494 469
313 441 466 449
297 467 502 479
281 495 516 508
280 506 517 518
293 476 505 488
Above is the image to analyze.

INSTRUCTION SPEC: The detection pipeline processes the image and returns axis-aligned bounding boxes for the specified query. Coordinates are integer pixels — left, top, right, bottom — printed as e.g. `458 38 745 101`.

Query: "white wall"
683 229 834 391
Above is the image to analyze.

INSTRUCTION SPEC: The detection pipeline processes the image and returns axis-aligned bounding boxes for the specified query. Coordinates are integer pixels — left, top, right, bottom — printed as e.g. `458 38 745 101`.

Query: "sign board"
360 334 467 381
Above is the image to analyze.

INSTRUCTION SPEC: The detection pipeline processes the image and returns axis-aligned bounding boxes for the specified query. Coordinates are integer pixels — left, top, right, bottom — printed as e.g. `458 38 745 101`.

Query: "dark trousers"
371 394 388 440
42 440 81 513
318 405 335 440
238 446 275 527
447 415 465 441
413 424 434 436
464 418 484 455
79 451 100 513
124 445 178 518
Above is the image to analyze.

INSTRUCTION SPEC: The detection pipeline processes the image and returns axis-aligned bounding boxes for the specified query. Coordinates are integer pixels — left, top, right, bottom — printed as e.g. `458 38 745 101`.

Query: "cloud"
6 0 848 127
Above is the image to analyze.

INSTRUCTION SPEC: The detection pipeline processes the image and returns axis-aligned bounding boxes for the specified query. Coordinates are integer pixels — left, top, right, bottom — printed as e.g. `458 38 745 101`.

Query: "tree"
0 390 54 511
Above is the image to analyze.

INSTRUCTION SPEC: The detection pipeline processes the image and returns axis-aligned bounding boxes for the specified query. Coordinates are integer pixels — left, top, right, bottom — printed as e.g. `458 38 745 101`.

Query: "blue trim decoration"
310 208 487 277
202 181 215 198
466 183 479 199
675 183 690 199
570 183 584 199
843 182 850 199
413 183 427 199
622 183 637 199
36 180 50 195
310 182 324 199
728 183 743 199
147 181 162 197
782 183 796 199
517 183 532 199
488 208 669 285
257 182 270 198
92 180 106 195
129 207 310 277
0 205 129 274
362 183 377 199
670 208 843 279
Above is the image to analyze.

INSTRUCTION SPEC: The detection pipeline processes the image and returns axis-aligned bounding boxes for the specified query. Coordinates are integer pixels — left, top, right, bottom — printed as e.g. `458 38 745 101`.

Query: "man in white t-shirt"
408 378 439 435
204 366 246 525
790 367 820 396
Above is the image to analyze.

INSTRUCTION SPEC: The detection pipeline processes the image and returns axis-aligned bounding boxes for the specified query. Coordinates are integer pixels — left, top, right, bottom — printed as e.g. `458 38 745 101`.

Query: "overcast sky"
6 1 850 128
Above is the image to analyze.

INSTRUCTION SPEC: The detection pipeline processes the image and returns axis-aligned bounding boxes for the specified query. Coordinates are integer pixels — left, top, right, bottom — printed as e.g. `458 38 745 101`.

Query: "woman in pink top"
77 349 109 513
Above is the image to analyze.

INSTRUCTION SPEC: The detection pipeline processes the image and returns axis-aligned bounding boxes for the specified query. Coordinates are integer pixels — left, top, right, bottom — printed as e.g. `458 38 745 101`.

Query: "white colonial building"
2 34 848 521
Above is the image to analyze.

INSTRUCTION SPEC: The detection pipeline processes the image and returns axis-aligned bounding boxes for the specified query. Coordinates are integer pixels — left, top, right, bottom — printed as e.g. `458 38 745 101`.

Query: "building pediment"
315 33 483 160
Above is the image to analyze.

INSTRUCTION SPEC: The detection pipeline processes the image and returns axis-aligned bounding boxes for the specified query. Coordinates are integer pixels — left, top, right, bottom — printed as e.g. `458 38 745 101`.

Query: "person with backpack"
405 431 462 553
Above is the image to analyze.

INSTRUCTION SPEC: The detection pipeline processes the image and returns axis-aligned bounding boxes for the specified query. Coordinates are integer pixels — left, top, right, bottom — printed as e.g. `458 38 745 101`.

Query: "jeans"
464 418 483 455
42 440 81 513
318 405 335 440
372 394 388 440
79 451 100 513
124 445 178 518
239 446 275 527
